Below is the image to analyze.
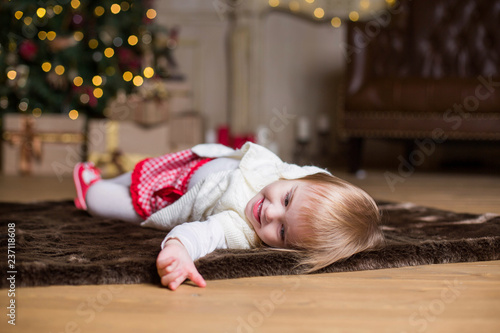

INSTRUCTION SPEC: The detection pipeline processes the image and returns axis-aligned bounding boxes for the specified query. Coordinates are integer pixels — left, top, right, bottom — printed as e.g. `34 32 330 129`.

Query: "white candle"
204 127 216 144
317 113 330 133
297 116 310 142
256 125 272 146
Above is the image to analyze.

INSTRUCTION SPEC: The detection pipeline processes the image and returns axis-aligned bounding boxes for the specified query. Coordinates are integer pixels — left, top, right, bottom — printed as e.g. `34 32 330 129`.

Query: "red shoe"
73 162 101 210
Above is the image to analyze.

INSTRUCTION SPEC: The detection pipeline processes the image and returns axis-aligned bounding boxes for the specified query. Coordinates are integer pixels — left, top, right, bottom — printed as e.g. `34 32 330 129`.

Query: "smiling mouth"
253 198 263 225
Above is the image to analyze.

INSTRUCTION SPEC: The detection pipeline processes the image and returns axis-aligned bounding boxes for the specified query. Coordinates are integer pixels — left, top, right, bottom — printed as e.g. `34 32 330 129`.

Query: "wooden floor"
1 170 499 333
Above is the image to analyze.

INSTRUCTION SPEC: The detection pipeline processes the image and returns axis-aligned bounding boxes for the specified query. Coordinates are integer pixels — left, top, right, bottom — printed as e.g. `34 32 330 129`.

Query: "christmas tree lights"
0 0 162 120
266 0 393 27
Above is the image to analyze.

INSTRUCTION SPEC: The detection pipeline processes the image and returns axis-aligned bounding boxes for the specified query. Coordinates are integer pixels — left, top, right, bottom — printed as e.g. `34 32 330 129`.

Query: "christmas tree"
0 0 164 120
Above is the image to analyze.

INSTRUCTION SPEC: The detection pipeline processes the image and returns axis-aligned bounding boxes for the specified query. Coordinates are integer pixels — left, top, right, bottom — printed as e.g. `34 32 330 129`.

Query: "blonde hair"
291 173 385 273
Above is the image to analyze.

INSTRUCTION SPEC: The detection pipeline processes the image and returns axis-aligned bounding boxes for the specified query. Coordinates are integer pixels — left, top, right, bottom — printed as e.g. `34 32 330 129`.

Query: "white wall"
260 12 345 160
155 0 230 132
155 0 348 161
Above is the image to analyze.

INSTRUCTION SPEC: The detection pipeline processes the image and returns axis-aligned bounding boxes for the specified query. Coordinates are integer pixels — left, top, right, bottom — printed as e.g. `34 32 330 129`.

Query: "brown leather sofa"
338 0 500 172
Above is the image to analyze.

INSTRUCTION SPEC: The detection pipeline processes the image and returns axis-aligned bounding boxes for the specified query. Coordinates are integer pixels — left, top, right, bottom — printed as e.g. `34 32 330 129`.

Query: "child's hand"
156 238 207 290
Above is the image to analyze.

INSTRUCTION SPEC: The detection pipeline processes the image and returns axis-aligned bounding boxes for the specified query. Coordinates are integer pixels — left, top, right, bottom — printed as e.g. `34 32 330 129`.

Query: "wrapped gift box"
104 90 139 123
105 80 192 127
163 81 192 116
169 112 204 152
105 91 169 126
133 96 169 127
87 119 171 178
2 113 86 177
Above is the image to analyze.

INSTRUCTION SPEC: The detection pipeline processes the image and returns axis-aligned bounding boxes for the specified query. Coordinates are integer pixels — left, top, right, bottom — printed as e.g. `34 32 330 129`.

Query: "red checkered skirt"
130 149 212 219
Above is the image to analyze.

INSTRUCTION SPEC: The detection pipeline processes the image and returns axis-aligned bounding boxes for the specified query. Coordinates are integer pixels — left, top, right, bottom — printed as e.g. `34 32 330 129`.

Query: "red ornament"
233 134 255 149
19 40 38 61
217 125 255 149
117 48 141 71
85 86 98 108
217 125 231 147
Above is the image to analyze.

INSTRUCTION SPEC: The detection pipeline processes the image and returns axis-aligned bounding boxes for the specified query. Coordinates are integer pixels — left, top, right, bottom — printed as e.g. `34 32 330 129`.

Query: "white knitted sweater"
141 142 328 250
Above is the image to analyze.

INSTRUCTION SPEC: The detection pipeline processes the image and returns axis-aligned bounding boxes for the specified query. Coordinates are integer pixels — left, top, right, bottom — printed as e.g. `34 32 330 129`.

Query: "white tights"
86 172 143 224
85 158 239 223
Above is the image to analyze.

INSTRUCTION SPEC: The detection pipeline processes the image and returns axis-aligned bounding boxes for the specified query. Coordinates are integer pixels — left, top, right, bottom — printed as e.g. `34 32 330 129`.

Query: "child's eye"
284 192 290 207
280 225 285 241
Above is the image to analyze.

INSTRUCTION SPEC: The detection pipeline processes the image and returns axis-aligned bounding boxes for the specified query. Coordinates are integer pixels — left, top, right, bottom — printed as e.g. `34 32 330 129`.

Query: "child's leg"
86 172 142 223
105 171 133 186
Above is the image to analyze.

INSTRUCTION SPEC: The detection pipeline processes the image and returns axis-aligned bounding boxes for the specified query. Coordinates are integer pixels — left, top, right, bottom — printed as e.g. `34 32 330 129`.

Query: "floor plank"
2 261 499 333
1 171 499 333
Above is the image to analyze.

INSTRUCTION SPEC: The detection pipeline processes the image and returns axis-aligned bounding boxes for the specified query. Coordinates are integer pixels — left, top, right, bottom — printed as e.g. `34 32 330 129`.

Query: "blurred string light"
47 31 57 40
33 108 42 118
267 0 389 27
19 99 29 112
111 4 121 14
123 71 133 82
0 97 9 109
4 2 159 120
105 66 116 76
121 2 131 11
104 47 114 58
92 75 103 86
74 31 84 41
37 8 47 18
143 67 154 78
55 65 65 75
69 109 79 120
146 9 157 19
73 14 83 25
313 7 324 18
71 0 81 10
133 75 144 86
73 76 83 86
94 88 103 98
80 93 90 104
331 16 341 27
141 33 152 44
95 6 105 16
7 70 17 80
269 0 279 8
113 37 123 47
128 35 138 46
349 11 360 21
41 62 52 72
289 1 300 12
53 5 63 14
89 38 99 49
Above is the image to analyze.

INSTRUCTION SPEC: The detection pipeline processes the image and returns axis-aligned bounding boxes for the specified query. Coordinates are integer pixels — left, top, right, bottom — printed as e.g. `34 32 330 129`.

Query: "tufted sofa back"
411 0 500 78
341 0 500 143
370 0 500 79
345 0 500 114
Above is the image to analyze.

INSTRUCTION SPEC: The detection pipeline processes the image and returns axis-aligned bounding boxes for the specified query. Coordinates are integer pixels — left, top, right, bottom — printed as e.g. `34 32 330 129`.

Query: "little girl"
74 142 384 290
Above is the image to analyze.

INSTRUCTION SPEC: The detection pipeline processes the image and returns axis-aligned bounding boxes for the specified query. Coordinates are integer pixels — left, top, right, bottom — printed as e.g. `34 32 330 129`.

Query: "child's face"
245 179 310 249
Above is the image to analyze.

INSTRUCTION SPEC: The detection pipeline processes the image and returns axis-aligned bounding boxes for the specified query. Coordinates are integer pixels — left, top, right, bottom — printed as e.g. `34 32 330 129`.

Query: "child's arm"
156 238 206 290
156 218 227 290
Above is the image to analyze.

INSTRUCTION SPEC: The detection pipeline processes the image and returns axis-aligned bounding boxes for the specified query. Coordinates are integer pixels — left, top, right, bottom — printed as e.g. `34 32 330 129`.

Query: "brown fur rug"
1 200 499 288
